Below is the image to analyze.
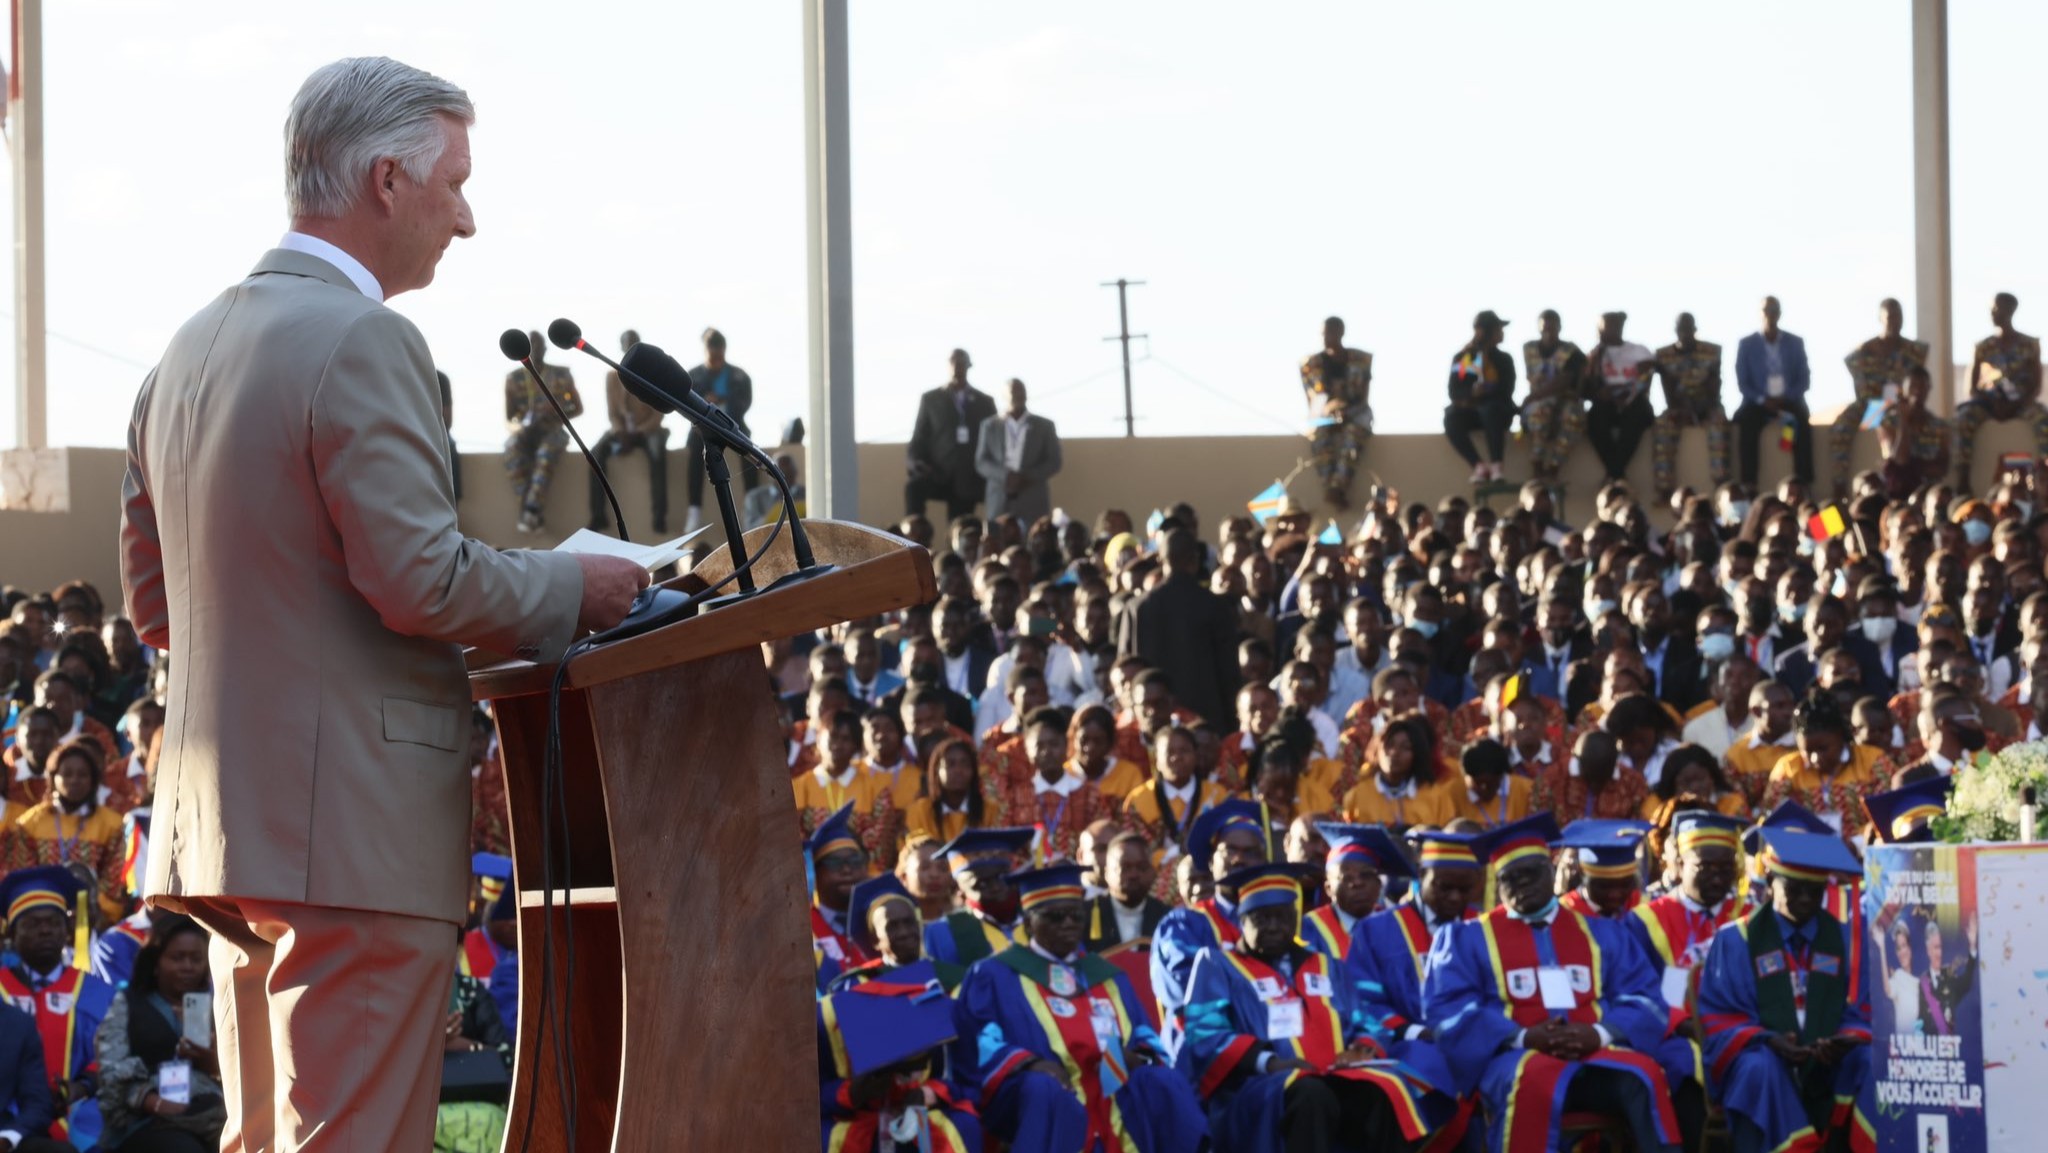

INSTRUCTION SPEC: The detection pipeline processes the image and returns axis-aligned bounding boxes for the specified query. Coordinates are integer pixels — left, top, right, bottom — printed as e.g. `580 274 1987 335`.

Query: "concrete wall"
15 413 2044 603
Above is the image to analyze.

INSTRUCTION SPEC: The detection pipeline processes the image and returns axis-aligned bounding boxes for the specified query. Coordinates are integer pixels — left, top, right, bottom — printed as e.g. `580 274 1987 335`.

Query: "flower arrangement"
1935 740 2048 844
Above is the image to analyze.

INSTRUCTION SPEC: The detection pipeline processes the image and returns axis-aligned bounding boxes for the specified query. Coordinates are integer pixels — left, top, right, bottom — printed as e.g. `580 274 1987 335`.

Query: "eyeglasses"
1032 907 1088 926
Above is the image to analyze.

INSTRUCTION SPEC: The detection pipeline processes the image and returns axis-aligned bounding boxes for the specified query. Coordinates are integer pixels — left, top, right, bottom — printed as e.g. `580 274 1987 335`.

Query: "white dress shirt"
278 231 384 301
1004 414 1031 471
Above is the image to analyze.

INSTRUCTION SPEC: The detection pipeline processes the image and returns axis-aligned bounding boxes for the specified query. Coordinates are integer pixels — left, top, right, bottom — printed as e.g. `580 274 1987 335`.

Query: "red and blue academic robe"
817 962 981 1153
90 914 150 990
1421 905 1679 1153
1624 893 1751 1094
1697 911 1876 1153
1177 942 1436 1153
1560 888 1641 920
0 967 113 1147
1149 896 1240 1049
1299 904 1350 962
922 910 1017 968
813 904 868 985
1343 902 1471 1122
953 945 1208 1153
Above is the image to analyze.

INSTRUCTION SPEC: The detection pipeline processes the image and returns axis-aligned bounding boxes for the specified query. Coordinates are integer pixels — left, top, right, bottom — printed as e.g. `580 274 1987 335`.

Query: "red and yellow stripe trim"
1019 883 1085 911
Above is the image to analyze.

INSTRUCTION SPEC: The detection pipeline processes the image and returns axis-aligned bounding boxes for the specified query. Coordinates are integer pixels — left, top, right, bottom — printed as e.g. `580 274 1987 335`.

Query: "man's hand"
1765 1032 1811 1065
574 554 650 634
1268 1055 1319 1075
1334 1040 1383 1067
1005 470 1026 497
1024 1058 1072 1088
848 1070 896 1108
906 459 933 480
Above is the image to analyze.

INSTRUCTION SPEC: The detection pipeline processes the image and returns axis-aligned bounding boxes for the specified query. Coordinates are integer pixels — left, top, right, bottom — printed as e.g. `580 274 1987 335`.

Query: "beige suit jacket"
120 249 584 924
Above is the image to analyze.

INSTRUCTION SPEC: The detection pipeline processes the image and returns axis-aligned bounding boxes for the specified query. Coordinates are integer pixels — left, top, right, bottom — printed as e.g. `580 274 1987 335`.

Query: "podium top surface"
467 518 935 701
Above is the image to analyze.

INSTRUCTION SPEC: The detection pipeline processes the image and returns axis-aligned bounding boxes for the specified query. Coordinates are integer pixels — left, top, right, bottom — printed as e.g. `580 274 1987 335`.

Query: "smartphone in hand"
182 993 212 1049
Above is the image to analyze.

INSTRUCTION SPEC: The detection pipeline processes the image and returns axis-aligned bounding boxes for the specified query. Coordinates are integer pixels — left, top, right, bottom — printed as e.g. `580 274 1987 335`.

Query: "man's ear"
371 157 403 213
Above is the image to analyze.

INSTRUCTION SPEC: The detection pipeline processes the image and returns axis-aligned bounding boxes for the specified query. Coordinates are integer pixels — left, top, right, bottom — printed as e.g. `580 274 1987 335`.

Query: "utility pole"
10 0 45 450
1100 279 1145 438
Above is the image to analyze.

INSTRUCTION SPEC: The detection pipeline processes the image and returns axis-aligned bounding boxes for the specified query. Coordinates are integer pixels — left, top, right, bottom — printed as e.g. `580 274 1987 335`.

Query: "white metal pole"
11 0 45 450
1912 0 1954 417
802 0 857 519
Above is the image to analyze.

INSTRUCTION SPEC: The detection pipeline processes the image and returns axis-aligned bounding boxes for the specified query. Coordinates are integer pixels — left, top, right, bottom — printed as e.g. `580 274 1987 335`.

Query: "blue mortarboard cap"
1863 776 1954 845
1470 812 1565 871
1315 823 1415 879
1407 829 1483 871
1219 863 1318 914
938 827 1037 875
1670 811 1746 852
1006 863 1089 912
1743 801 1834 854
0 865 81 926
847 874 917 943
826 960 957 1076
1187 799 1270 874
805 803 864 860
470 853 513 880
1754 827 1862 879
1553 819 1649 877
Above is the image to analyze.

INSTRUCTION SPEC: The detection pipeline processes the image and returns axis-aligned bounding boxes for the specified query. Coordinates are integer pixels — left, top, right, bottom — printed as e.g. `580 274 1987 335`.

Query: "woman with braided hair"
1758 687 1895 842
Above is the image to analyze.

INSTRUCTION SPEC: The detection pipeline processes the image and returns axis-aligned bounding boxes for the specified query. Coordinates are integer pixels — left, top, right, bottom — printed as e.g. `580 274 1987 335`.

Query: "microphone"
497 329 629 543
549 320 819 573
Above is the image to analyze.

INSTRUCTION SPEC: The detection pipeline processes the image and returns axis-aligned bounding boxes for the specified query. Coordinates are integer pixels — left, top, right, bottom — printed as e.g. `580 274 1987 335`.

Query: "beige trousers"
184 897 454 1153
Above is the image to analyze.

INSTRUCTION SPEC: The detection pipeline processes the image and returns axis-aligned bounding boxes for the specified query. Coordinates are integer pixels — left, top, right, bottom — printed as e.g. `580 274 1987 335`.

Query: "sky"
9 0 2048 453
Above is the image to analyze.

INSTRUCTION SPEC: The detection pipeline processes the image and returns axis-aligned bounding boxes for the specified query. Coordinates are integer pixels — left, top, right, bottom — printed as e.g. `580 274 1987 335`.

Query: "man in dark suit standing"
1628 582 1706 712
906 349 998 518
974 378 1063 524
1119 529 1239 728
1087 831 1171 953
1733 295 1813 484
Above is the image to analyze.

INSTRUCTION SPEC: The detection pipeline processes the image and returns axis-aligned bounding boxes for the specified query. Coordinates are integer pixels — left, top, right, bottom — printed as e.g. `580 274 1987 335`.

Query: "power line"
0 308 154 371
1145 354 1302 435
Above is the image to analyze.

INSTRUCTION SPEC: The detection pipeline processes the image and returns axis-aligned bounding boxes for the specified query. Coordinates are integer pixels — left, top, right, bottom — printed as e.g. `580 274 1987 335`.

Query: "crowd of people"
1299 293 2043 512
0 581 516 1153
786 423 2047 1153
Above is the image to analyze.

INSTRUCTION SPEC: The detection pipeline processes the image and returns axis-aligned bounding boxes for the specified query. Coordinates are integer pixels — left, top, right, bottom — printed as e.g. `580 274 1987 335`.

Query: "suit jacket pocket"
382 697 464 752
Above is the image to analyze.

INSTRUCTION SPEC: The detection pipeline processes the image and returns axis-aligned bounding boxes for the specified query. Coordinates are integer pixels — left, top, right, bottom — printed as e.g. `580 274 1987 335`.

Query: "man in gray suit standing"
974 378 1063 524
119 57 647 1151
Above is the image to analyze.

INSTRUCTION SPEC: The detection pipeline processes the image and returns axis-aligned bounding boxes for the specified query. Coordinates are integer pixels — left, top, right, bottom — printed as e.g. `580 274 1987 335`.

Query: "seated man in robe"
1422 813 1681 1153
1150 799 1271 1050
1299 823 1406 962
819 952 980 1153
1624 811 1753 1153
1179 862 1433 1153
844 873 964 993
952 864 1208 1153
808 804 871 981
1698 827 1875 1153
1553 818 1651 919
923 826 1036 966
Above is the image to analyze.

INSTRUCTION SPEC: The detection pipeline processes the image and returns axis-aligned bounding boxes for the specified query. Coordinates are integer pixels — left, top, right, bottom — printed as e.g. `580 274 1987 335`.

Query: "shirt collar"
1029 940 1080 966
278 231 384 301
1505 898 1559 925
1034 770 1084 797
1748 727 1794 750
1162 777 1196 805
1376 774 1416 800
814 763 857 790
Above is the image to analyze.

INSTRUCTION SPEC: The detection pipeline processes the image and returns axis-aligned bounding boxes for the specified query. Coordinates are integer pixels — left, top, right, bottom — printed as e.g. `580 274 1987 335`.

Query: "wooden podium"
468 520 934 1151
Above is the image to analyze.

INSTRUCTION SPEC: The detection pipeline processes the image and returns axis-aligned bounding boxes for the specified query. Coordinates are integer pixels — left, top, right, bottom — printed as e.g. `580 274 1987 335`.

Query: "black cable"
517 503 789 1152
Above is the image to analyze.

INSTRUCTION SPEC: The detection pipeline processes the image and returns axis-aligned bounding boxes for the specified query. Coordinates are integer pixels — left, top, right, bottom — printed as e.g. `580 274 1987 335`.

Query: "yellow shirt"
1341 774 1458 828
1121 778 1234 852
1303 757 1345 801
861 755 926 814
1761 745 1891 837
1447 775 1534 830
1722 729 1797 806
793 764 897 870
1074 758 1148 812
4 801 125 921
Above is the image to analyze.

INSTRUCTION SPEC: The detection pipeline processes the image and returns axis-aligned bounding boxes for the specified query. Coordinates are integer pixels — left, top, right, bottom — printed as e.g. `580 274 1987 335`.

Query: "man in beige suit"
118 57 647 1151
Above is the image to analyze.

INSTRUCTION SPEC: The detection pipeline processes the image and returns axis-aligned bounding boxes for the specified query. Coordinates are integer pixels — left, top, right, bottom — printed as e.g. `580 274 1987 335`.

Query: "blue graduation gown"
1422 905 1678 1153
1178 942 1436 1153
90 916 148 990
1344 901 1464 1108
816 962 982 1153
953 945 1208 1153
0 967 114 1148
1149 896 1239 1052
1696 913 1875 1153
922 910 1015 967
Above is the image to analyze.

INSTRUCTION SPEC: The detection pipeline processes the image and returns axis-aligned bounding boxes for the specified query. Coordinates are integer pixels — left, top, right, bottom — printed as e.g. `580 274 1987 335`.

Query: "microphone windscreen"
497 329 531 362
547 318 582 350
618 343 682 414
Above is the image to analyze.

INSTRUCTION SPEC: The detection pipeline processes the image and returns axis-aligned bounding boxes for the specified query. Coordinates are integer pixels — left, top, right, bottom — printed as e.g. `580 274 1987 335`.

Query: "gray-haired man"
120 57 646 1150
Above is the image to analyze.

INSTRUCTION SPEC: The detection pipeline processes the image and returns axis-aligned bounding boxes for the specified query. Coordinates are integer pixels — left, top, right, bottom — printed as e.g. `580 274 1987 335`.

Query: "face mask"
1861 616 1897 646
1726 500 1752 525
1956 724 1988 753
1964 520 1992 547
1779 603 1807 625
1830 569 1850 598
1588 598 1617 619
1412 619 1441 640
1699 632 1736 662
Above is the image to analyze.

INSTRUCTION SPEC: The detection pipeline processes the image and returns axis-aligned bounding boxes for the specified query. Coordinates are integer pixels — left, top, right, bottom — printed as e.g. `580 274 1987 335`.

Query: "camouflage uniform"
1955 333 2048 488
1832 335 1928 496
504 363 581 523
1648 338 1729 498
1301 347 1374 498
1519 339 1586 480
